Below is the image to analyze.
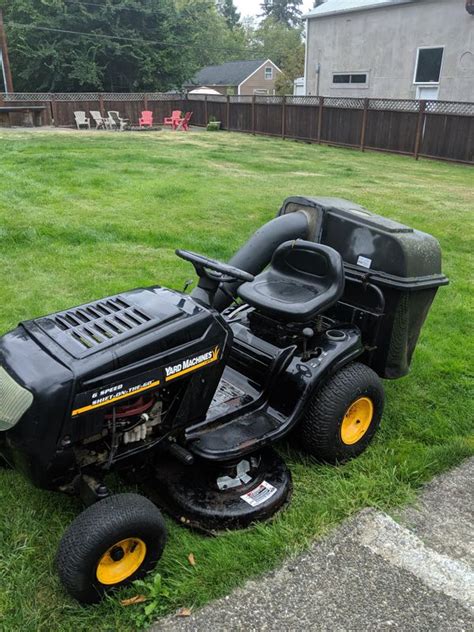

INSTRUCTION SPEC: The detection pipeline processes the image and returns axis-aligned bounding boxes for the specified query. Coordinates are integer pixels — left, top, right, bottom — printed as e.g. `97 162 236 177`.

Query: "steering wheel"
176 249 254 284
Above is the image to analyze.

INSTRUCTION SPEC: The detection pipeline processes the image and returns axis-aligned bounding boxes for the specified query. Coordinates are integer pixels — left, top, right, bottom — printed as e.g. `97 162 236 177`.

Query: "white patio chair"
74 111 90 130
107 111 130 131
90 111 109 129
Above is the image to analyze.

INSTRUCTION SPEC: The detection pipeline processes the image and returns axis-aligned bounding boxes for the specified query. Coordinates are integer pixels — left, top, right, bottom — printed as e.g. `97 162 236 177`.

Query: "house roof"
304 0 415 19
189 59 270 87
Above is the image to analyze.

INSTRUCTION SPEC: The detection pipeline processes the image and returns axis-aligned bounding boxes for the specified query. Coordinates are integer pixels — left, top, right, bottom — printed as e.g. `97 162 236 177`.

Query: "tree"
245 17 304 95
0 0 250 92
217 0 241 30
260 0 303 27
274 43 304 95
250 17 303 68
0 0 189 91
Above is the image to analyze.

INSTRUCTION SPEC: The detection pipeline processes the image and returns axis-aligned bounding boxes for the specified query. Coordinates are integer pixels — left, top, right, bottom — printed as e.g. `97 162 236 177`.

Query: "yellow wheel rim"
340 397 374 445
96 537 147 585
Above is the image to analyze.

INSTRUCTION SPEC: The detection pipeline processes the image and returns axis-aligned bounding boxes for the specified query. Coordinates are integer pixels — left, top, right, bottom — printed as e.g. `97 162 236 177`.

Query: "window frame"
264 66 273 80
413 46 445 85
331 71 369 89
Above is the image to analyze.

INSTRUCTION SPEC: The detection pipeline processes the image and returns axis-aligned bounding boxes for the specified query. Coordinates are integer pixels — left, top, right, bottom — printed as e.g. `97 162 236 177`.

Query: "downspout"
304 18 309 94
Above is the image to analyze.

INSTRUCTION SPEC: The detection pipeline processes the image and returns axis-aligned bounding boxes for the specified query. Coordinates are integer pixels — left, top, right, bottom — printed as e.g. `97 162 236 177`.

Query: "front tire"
298 362 384 463
56 493 167 604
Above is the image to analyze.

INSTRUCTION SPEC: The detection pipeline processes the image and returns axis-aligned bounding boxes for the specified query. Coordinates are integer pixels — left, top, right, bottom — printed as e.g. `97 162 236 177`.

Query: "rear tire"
56 493 166 604
298 362 384 463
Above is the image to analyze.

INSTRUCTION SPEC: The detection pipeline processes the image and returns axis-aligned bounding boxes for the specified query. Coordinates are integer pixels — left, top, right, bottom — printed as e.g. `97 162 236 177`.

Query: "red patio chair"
176 111 193 131
139 110 153 128
163 110 182 129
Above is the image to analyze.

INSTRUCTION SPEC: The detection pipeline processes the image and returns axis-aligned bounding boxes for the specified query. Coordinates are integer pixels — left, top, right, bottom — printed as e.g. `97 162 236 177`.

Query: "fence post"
414 100 426 160
51 94 59 127
99 93 105 117
183 92 189 116
144 93 148 111
281 95 286 139
317 96 324 144
252 95 256 135
226 95 230 131
360 98 369 151
204 95 208 125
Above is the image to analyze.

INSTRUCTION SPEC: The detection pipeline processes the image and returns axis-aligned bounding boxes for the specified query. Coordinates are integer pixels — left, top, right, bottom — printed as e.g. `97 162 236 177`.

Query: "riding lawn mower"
0 196 448 603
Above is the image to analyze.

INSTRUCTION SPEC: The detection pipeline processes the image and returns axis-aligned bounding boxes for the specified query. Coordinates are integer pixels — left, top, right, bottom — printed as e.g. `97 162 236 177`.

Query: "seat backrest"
171 110 181 120
90 111 102 121
108 111 120 123
273 240 344 292
184 111 193 121
141 110 153 122
74 111 86 122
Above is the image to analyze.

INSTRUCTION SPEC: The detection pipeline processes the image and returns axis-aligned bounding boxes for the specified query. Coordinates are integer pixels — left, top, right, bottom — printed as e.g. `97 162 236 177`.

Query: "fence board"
285 105 318 141
206 101 227 129
255 103 283 136
321 106 364 147
56 99 100 126
421 114 474 163
229 103 252 133
365 110 419 154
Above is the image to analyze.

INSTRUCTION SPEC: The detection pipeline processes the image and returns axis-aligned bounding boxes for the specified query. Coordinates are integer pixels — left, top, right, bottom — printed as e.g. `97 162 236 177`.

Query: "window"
265 66 273 80
332 72 368 87
414 47 444 84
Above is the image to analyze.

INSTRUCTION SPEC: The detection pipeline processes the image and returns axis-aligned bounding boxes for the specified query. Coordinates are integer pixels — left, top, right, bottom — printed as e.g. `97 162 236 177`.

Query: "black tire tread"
299 362 384 463
56 492 166 604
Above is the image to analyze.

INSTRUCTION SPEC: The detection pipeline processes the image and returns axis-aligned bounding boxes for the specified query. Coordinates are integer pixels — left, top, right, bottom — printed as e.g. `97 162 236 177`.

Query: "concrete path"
152 458 474 631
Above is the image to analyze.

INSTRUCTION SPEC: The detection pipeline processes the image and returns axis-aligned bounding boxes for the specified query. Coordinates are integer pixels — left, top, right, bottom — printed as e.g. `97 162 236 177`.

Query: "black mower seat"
237 240 344 323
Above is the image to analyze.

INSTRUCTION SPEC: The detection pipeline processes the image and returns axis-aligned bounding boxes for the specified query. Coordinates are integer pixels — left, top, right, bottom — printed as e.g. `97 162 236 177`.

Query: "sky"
234 1 315 19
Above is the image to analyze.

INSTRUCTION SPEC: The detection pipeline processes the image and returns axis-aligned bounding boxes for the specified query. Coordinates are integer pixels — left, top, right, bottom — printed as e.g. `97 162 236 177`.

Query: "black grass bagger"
0 197 448 603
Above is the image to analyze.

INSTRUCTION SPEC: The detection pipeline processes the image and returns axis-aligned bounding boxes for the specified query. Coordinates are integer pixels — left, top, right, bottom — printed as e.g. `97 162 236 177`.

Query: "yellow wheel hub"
340 397 374 445
96 537 146 585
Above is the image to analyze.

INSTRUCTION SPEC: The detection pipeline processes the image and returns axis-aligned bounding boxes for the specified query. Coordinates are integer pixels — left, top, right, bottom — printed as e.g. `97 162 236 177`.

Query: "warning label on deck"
240 481 277 507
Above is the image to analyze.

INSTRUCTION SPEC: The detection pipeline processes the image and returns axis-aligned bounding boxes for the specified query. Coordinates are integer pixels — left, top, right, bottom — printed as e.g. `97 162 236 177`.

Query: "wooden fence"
1 92 473 164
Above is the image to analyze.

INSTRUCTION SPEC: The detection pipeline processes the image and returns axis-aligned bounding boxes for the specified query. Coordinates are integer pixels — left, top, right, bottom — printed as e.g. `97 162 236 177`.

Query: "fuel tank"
0 286 231 487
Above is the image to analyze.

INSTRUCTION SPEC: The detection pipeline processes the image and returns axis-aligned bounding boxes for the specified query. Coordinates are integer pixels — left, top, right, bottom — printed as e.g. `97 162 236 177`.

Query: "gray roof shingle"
189 59 268 87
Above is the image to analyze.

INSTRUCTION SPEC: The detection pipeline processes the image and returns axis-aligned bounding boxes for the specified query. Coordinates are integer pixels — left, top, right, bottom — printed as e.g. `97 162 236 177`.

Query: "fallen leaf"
120 594 147 607
187 552 196 567
176 607 192 617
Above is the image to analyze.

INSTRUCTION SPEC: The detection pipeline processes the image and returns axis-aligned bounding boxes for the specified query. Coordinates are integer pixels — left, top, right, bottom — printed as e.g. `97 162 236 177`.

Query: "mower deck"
153 447 292 531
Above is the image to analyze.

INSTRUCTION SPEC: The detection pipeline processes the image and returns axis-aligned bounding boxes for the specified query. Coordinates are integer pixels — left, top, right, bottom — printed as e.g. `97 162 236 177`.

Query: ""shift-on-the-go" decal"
71 368 162 417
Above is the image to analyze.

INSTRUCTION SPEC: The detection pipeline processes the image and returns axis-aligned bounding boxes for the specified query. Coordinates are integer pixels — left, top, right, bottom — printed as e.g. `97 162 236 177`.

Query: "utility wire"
5 21 271 57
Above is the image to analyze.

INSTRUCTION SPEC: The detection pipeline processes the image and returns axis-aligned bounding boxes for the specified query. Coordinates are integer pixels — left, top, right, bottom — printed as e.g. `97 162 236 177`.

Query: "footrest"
189 410 283 461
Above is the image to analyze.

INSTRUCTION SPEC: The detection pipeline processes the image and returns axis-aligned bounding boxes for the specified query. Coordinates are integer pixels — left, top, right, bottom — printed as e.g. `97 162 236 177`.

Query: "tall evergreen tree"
0 0 249 92
260 0 303 27
217 0 241 30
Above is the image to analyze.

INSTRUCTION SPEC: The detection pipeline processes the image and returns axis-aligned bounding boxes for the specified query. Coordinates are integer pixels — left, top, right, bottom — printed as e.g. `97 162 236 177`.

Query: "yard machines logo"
71 346 221 417
165 346 220 382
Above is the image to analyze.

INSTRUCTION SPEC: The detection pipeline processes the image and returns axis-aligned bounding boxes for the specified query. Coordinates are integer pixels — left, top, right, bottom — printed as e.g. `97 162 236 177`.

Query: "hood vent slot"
52 297 151 350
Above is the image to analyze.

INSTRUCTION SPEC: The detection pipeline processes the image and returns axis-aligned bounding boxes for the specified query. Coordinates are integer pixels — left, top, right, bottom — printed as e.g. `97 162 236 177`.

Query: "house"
303 0 474 101
185 59 282 96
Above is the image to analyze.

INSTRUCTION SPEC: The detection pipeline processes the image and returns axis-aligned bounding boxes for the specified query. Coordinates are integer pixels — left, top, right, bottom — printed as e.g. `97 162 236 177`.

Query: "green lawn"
0 129 472 631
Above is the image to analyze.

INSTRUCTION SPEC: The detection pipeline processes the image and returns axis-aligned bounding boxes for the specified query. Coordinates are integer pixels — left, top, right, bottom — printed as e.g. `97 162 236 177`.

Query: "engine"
0 286 231 489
